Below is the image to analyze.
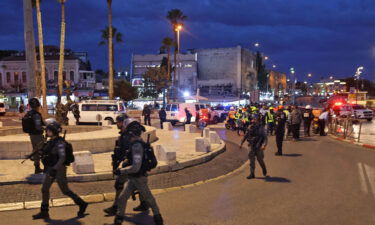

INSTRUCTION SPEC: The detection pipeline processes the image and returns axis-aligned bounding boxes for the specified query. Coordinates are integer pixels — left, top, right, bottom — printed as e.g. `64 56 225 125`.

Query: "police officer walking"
104 115 149 216
240 115 268 179
265 107 275 135
158 108 167 129
32 119 88 220
303 105 314 137
107 118 164 225
142 105 152 126
25 98 44 174
275 106 287 156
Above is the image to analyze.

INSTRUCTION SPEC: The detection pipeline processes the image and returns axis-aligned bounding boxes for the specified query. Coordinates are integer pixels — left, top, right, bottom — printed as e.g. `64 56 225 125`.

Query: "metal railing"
329 116 363 142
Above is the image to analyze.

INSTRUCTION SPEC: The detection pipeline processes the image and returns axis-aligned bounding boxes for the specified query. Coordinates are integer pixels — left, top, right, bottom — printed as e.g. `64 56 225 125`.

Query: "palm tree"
160 37 174 105
33 0 48 117
99 26 123 74
57 0 67 104
107 0 114 100
23 0 37 98
166 9 187 100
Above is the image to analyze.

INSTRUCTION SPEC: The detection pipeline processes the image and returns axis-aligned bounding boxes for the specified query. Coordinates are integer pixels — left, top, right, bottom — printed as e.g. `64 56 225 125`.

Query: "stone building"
268 70 287 96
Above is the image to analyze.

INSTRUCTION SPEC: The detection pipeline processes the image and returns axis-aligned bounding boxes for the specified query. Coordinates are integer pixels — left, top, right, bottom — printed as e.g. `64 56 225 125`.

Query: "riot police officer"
240 115 268 179
104 114 149 216
27 98 44 174
275 106 287 156
32 119 88 220
107 118 164 225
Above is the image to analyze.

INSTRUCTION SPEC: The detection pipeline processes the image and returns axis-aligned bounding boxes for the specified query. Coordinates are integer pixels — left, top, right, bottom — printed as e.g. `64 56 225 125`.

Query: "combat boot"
262 168 268 177
34 165 43 174
153 214 164 225
133 201 149 212
32 204 49 220
104 205 118 216
246 173 255 179
103 215 123 225
77 201 88 217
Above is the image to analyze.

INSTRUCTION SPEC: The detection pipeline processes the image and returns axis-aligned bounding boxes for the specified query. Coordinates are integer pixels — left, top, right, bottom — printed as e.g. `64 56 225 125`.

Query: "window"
195 105 200 111
6 72 11 83
166 104 171 111
0 103 4 107
200 105 205 109
22 72 27 83
63 71 66 80
54 71 58 81
70 71 74 81
0 73 2 86
171 104 178 112
82 104 97 111
97 104 118 111
14 72 19 83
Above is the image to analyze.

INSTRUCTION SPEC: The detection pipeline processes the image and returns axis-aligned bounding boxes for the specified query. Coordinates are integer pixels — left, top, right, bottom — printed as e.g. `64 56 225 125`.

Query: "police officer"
104 115 149 216
240 115 268 179
265 107 275 136
303 105 314 137
142 105 152 126
275 106 287 156
108 118 163 225
159 107 167 129
32 119 87 220
27 98 44 174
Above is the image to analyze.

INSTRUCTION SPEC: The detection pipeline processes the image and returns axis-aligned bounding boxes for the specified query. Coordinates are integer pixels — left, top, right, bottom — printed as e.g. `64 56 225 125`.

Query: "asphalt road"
1 129 375 225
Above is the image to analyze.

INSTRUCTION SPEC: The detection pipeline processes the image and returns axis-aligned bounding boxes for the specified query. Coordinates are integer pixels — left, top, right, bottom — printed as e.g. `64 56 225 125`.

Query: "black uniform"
159 109 167 129
185 108 192 124
302 109 313 136
242 124 268 178
28 109 44 171
275 110 287 155
142 106 151 126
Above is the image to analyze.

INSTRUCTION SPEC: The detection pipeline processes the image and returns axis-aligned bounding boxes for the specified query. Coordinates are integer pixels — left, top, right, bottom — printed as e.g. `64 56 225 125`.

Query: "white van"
67 100 126 124
165 103 219 125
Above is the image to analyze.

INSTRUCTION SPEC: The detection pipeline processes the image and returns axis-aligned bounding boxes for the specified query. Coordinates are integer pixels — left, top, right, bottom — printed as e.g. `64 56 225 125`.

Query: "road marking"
358 162 368 194
363 164 375 197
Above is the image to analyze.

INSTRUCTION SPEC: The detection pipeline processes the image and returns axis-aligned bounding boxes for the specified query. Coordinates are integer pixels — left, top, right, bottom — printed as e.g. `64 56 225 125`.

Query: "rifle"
21 133 47 164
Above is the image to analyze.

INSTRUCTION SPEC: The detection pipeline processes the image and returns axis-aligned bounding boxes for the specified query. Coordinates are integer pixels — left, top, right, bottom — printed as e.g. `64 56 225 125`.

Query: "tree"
57 0 67 104
141 67 171 100
99 26 123 75
23 0 38 98
33 0 47 117
107 0 114 99
114 80 138 102
256 51 268 92
342 77 375 96
166 9 187 100
160 37 174 94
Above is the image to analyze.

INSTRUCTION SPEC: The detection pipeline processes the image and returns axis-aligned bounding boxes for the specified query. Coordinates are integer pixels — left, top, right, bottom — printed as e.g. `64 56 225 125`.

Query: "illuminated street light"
183 91 190 97
264 56 269 60
308 73 312 77
304 81 307 84
254 42 260 47
329 76 333 80
272 64 276 68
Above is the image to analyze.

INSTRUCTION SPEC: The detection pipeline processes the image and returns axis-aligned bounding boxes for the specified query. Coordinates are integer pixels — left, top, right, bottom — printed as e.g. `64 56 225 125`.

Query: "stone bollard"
209 131 221 144
185 124 195 133
203 127 211 138
155 145 176 164
72 151 95 174
162 122 173 131
195 137 211 153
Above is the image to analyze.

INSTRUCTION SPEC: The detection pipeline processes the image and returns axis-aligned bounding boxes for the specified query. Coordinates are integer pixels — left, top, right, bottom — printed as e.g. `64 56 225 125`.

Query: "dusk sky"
1 0 374 82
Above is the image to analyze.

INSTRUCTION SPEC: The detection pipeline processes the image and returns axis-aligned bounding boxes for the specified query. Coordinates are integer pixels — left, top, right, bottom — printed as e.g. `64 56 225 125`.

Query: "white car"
352 104 373 121
67 100 126 124
0 102 5 116
165 103 220 125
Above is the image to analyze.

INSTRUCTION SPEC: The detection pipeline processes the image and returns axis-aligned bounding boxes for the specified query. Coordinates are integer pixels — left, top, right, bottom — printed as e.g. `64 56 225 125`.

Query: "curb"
0 160 249 212
328 134 375 150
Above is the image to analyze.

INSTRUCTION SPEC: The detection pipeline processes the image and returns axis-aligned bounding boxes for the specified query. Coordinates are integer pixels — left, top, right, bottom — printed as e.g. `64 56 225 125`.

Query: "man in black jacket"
27 98 44 174
142 105 151 126
159 108 167 129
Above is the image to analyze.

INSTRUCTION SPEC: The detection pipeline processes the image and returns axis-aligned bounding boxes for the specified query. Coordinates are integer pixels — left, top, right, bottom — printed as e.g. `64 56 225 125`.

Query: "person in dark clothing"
71 103 80 125
303 105 314 136
26 98 45 174
142 105 151 126
158 108 167 129
274 106 287 156
185 107 192 124
240 116 268 179
289 106 302 141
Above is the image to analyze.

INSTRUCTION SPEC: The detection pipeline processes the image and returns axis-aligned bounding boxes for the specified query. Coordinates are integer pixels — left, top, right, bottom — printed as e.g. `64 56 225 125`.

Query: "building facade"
268 70 287 96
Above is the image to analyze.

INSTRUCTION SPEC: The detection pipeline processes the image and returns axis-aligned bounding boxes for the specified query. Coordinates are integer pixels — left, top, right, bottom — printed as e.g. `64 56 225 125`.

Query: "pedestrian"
19 102 25 119
265 107 275 135
319 109 329 136
104 114 149 216
32 119 88 220
303 105 314 136
240 115 268 179
285 106 292 137
71 103 80 125
108 118 164 225
159 107 167 129
275 105 287 156
185 107 192 124
22 98 44 174
289 105 302 141
142 104 151 126
259 105 267 127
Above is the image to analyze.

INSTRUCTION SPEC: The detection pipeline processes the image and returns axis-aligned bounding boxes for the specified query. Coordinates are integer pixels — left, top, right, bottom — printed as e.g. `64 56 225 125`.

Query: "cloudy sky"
1 0 374 81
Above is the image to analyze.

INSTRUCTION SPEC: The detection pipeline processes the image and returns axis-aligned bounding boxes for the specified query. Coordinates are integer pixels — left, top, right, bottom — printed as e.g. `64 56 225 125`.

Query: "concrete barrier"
155 145 176 164
195 137 211 153
68 119 76 126
185 124 195 133
163 122 173 131
203 127 211 138
72 151 95 174
0 122 2 127
209 131 221 144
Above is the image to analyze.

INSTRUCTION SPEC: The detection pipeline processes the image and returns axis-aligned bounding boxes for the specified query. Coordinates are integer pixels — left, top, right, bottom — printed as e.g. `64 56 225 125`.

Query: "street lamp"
272 64 276 68
254 42 260 48
308 73 312 78
175 24 183 53
329 76 333 80
264 56 269 60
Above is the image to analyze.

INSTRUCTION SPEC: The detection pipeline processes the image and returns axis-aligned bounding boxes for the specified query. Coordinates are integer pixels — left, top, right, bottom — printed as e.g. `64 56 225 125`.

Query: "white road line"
358 162 368 194
363 163 375 197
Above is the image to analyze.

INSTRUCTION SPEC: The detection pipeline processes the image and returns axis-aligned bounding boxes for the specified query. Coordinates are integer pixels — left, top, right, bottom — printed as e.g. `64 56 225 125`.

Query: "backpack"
141 141 158 171
22 111 36 133
64 141 75 166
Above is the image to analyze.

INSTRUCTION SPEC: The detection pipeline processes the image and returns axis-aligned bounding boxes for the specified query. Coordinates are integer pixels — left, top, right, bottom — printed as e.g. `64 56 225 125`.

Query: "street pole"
177 29 180 98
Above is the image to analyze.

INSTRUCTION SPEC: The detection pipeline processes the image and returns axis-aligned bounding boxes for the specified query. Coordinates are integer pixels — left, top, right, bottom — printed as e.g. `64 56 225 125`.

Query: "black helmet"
123 118 146 136
45 118 62 135
116 113 129 123
29 98 41 109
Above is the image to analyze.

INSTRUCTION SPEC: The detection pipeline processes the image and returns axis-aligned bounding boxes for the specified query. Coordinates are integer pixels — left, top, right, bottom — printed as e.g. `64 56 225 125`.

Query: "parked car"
213 105 228 122
0 102 6 116
352 104 373 121
165 103 220 125
67 100 126 124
